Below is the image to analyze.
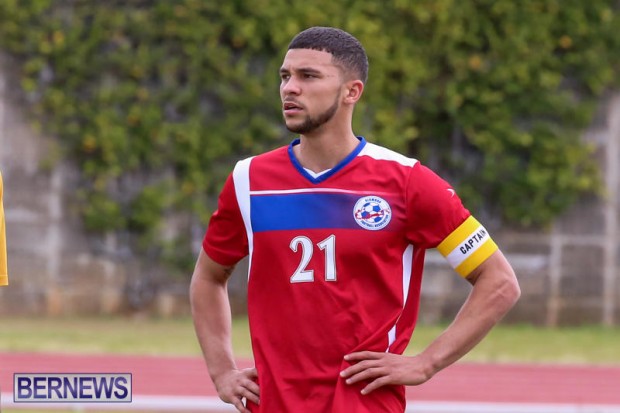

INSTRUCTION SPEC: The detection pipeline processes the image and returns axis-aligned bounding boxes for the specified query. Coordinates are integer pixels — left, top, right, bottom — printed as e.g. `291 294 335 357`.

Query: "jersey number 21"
289 235 336 283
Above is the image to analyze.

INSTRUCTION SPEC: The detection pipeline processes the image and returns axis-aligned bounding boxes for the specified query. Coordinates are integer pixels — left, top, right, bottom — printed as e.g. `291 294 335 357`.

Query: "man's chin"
285 122 307 134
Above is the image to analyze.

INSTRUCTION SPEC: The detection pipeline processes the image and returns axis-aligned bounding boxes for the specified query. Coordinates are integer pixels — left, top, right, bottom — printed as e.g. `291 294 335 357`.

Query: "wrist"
211 368 237 389
209 362 238 385
416 351 442 380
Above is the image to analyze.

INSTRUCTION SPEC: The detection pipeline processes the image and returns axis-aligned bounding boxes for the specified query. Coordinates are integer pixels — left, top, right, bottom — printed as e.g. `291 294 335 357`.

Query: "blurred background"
0 1 620 411
1 0 619 325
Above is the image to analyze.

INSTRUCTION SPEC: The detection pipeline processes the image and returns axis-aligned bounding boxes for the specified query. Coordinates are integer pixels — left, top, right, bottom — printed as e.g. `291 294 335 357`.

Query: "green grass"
1 316 619 365
405 323 620 364
0 316 247 357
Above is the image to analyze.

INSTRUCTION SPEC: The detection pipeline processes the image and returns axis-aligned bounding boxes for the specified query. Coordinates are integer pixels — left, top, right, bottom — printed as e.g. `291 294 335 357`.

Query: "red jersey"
203 137 497 412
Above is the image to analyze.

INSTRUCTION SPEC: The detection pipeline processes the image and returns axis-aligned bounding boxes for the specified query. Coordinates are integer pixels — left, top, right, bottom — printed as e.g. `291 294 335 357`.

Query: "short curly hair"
288 26 368 84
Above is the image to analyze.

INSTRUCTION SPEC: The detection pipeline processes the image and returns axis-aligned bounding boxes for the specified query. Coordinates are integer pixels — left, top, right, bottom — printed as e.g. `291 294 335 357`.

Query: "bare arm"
190 249 259 412
340 250 520 394
417 249 520 370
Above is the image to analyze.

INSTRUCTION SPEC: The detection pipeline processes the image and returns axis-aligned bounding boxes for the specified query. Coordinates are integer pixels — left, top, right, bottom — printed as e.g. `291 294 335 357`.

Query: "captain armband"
437 216 498 277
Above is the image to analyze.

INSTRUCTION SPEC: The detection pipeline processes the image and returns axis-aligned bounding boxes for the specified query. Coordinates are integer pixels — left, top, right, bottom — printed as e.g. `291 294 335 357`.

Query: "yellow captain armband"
437 216 498 277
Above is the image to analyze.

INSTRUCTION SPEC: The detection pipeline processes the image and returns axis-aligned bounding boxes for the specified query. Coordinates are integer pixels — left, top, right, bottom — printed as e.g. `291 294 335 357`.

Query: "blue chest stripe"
251 193 362 232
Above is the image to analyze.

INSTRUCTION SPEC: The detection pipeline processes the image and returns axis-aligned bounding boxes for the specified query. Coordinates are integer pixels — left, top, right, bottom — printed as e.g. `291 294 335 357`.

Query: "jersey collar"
287 136 367 184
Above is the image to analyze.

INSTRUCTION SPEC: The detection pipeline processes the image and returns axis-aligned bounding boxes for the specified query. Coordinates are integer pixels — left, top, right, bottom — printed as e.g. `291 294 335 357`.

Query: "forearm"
190 259 237 381
419 253 520 376
190 252 260 411
340 257 519 393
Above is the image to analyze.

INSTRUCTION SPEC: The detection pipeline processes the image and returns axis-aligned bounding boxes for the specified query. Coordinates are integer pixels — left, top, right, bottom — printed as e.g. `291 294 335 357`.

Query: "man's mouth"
283 101 303 114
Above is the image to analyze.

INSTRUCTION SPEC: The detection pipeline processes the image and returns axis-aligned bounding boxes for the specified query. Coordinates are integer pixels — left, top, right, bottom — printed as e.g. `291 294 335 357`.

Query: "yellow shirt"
0 171 7 286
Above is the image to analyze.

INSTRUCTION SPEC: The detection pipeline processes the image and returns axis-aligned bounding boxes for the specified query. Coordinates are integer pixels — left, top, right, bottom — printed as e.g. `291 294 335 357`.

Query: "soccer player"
190 26 520 413
1 171 8 286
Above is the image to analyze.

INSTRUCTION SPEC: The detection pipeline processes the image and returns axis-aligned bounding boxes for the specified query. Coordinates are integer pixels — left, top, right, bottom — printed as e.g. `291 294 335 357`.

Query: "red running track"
1 352 620 408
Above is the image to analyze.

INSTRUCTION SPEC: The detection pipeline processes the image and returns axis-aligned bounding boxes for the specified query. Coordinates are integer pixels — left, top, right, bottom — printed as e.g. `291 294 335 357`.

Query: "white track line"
3 393 620 413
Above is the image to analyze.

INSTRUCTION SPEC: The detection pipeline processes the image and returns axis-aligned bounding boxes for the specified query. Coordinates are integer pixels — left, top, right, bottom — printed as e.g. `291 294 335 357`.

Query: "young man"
190 26 520 413
1 171 8 286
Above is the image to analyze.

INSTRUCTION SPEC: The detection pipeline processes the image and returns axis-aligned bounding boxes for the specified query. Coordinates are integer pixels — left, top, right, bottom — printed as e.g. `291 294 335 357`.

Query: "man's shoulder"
236 144 289 166
357 141 418 168
229 144 290 182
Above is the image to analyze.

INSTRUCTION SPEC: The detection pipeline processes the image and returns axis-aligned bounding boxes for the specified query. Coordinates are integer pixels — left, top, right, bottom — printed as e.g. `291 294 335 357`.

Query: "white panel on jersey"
386 325 397 350
303 167 331 178
358 142 418 168
232 157 254 278
402 244 414 304
386 244 415 352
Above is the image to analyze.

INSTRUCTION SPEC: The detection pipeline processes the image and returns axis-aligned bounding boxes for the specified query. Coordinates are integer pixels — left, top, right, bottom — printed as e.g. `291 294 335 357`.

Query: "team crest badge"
353 196 392 230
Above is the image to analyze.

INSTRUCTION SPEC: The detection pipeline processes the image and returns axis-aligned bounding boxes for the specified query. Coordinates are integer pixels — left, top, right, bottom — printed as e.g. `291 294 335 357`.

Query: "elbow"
189 276 197 312
508 275 521 306
188 272 202 312
500 268 521 310
483 270 521 325
490 251 521 309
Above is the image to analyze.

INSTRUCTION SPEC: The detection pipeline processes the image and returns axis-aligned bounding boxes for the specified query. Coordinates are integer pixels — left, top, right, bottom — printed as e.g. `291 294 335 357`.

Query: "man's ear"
343 80 364 104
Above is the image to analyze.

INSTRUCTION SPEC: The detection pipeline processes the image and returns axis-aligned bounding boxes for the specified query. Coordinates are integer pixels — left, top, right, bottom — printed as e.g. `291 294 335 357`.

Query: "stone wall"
0 54 118 315
0 52 194 318
420 95 620 326
1 52 619 325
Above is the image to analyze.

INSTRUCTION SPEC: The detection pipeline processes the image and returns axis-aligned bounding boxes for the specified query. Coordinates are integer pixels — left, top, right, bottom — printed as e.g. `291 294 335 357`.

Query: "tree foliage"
1 0 618 271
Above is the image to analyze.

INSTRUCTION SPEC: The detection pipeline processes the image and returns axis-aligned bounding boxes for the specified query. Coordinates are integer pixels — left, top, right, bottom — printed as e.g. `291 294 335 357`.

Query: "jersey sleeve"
405 163 497 277
202 173 249 266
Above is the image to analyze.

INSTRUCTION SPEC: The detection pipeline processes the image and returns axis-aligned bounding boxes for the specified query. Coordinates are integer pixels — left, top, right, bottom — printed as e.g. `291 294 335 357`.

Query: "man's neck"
293 131 359 173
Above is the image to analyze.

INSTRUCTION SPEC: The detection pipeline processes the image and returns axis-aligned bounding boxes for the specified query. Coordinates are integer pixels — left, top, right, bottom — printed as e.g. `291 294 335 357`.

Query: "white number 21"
289 235 337 283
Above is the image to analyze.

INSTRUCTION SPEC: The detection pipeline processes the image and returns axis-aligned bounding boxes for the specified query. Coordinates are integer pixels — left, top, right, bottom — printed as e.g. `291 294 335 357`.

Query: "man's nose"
281 77 301 95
